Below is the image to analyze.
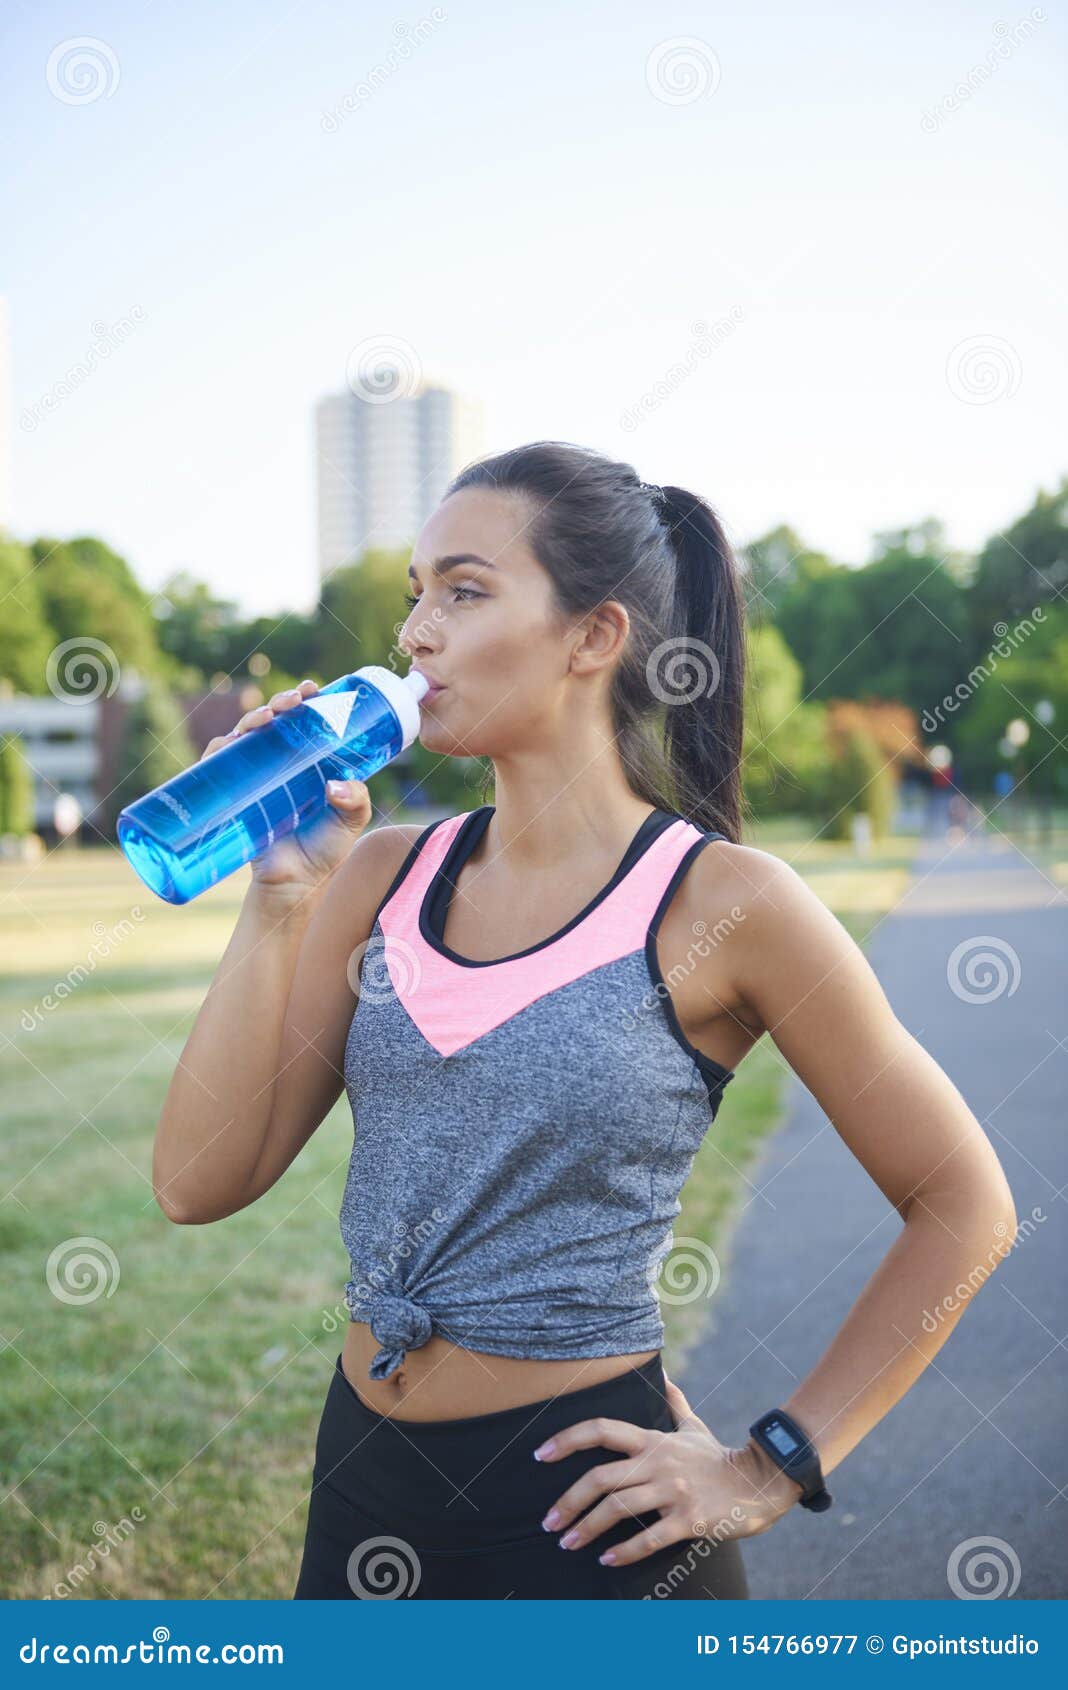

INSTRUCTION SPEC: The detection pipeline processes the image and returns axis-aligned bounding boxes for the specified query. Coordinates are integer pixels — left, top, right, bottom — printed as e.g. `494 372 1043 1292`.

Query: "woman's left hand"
533 1370 802 1567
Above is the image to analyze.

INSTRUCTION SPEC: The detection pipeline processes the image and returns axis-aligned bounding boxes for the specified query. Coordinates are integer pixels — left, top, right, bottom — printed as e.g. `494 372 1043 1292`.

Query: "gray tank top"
339 805 735 1380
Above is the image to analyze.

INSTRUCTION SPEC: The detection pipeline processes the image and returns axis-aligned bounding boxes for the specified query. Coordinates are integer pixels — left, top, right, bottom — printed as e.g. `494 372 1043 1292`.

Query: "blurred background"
0 0 1065 1600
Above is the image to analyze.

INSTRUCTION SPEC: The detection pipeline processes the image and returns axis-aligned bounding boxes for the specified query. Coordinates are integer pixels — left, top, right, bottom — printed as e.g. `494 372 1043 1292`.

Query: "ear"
569 599 630 677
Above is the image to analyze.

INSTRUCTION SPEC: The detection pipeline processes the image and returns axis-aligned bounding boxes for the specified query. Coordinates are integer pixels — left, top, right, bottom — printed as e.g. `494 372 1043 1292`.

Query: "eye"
403 586 485 608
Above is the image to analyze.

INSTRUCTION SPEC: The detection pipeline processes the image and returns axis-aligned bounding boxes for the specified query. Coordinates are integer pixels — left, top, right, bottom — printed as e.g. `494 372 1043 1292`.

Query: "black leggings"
294 1350 749 1600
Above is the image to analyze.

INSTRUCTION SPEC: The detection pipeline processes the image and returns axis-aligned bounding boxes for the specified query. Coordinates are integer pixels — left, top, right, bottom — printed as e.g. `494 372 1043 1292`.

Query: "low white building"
0 690 102 830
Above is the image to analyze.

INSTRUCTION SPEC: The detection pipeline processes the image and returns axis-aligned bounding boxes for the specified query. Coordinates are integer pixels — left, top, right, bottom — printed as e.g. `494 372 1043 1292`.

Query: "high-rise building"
315 384 484 582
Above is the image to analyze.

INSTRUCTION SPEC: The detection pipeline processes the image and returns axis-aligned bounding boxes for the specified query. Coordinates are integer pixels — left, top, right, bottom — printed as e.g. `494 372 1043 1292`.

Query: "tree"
778 548 969 718
870 518 971 586
824 698 924 771
223 614 318 689
740 526 835 625
742 623 829 818
315 547 413 681
152 571 241 674
0 734 34 835
0 540 55 691
774 555 857 689
102 683 197 833
31 539 164 688
61 536 151 604
816 725 897 842
953 603 1068 797
968 476 1068 638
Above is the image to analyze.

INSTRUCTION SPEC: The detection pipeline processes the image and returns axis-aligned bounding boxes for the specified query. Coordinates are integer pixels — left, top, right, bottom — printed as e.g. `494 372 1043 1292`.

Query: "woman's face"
399 486 589 757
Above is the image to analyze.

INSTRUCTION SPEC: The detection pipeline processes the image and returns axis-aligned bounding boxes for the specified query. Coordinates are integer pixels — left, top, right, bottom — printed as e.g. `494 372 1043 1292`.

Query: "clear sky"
3 0 1065 617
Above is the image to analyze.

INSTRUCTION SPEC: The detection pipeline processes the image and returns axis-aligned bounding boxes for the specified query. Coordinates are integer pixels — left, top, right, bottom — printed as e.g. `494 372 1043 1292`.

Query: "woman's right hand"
200 679 372 895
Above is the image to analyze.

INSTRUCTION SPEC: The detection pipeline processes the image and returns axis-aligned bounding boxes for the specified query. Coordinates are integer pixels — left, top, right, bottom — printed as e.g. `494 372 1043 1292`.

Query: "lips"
411 668 445 702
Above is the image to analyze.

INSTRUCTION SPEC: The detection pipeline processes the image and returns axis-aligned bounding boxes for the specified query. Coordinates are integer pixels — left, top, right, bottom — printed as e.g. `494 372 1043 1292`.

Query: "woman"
153 441 1016 1601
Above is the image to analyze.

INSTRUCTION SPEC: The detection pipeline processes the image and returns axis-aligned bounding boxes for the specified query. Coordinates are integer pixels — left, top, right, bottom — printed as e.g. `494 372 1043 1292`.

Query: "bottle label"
304 690 360 739
157 788 192 827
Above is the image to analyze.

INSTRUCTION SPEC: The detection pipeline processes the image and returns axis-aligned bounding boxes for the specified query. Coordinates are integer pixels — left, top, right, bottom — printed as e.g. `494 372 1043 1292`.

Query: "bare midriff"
340 1323 659 1422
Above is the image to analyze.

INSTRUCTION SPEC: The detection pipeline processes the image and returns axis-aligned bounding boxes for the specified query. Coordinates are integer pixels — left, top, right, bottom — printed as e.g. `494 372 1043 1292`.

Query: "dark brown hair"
446 440 746 841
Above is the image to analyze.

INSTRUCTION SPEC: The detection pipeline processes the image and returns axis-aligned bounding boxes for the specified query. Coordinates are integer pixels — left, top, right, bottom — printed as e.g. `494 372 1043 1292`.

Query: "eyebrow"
407 553 498 580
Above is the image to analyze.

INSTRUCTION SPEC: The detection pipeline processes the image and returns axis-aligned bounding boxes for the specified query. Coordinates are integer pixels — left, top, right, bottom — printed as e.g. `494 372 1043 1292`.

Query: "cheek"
446 601 566 711
450 611 530 681
476 629 559 707
442 630 557 740
475 602 558 665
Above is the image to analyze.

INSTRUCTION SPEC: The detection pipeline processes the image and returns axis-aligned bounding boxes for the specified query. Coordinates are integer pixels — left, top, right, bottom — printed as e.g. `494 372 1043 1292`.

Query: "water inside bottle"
117 675 402 903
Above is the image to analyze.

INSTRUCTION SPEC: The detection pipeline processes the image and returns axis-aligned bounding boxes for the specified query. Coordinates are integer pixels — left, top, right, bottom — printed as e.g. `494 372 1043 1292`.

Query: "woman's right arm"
149 677 420 1224
151 835 410 1225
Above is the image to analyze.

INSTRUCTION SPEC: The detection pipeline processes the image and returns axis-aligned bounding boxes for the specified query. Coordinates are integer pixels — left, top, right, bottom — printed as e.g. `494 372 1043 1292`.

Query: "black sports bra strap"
367 813 453 936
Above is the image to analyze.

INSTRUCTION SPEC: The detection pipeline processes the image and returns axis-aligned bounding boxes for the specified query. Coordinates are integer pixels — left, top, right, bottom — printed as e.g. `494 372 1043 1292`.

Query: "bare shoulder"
684 835 811 924
680 836 857 1014
317 816 441 946
682 827 904 1086
338 816 436 891
349 817 435 873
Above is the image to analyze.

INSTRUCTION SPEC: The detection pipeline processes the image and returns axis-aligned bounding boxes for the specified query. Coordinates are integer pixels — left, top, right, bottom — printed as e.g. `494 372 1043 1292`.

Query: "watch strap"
749 1407 833 1513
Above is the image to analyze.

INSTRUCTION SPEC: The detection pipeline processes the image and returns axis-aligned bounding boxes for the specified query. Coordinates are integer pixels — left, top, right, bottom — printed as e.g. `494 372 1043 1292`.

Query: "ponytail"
653 485 746 842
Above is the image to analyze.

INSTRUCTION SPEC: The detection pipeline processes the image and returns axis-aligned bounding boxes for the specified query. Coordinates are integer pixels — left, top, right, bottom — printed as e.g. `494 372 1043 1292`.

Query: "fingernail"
559 1529 579 1549
327 780 344 797
533 1439 556 1460
541 1509 560 1530
599 1550 617 1565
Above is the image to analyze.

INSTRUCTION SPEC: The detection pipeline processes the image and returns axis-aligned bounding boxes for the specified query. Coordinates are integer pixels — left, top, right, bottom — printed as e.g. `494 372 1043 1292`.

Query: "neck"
479 733 659 873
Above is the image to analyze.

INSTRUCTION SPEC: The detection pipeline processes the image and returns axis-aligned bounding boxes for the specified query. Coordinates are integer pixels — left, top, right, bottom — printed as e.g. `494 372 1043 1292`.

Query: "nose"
398 607 442 661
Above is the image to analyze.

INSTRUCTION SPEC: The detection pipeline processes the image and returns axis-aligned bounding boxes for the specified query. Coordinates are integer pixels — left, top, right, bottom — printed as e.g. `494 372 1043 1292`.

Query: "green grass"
0 825 915 1597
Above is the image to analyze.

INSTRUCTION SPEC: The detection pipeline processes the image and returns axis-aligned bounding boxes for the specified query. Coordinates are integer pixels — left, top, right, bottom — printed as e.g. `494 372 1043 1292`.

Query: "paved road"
680 827 1068 1600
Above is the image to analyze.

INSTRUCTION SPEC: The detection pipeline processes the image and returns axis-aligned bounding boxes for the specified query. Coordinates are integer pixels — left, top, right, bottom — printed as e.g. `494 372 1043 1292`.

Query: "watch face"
765 1419 800 1458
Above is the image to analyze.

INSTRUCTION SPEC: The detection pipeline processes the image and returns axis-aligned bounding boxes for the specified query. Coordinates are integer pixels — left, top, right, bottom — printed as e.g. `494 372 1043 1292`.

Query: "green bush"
810 726 897 841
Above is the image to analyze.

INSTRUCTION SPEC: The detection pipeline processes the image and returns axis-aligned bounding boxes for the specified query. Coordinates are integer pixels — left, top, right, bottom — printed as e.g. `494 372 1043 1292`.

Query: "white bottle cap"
353 664 429 750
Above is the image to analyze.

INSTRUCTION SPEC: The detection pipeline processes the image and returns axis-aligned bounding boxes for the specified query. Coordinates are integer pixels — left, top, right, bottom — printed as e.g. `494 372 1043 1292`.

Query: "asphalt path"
679 826 1068 1600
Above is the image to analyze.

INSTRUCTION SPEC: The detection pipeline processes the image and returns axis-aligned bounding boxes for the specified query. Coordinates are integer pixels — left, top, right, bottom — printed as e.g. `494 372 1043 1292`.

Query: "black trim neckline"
419 804 680 969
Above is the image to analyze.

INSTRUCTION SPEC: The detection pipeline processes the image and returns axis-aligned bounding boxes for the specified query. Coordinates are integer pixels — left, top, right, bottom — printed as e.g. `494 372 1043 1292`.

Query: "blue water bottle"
117 665 429 904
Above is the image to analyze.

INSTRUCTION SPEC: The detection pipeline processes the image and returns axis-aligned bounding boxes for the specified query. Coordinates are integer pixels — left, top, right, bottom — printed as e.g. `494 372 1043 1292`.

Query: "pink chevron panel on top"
375 811 705 1057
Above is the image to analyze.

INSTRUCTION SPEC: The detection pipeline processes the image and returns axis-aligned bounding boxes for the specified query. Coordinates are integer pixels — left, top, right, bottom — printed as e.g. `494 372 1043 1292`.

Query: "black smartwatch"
748 1408 833 1512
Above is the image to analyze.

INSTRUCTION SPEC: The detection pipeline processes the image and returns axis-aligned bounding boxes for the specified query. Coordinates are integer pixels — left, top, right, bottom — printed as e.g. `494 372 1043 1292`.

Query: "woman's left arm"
536 848 1019 1565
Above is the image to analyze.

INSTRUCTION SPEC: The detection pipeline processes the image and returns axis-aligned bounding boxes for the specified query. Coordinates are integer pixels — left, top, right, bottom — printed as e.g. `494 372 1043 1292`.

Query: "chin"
418 719 470 756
